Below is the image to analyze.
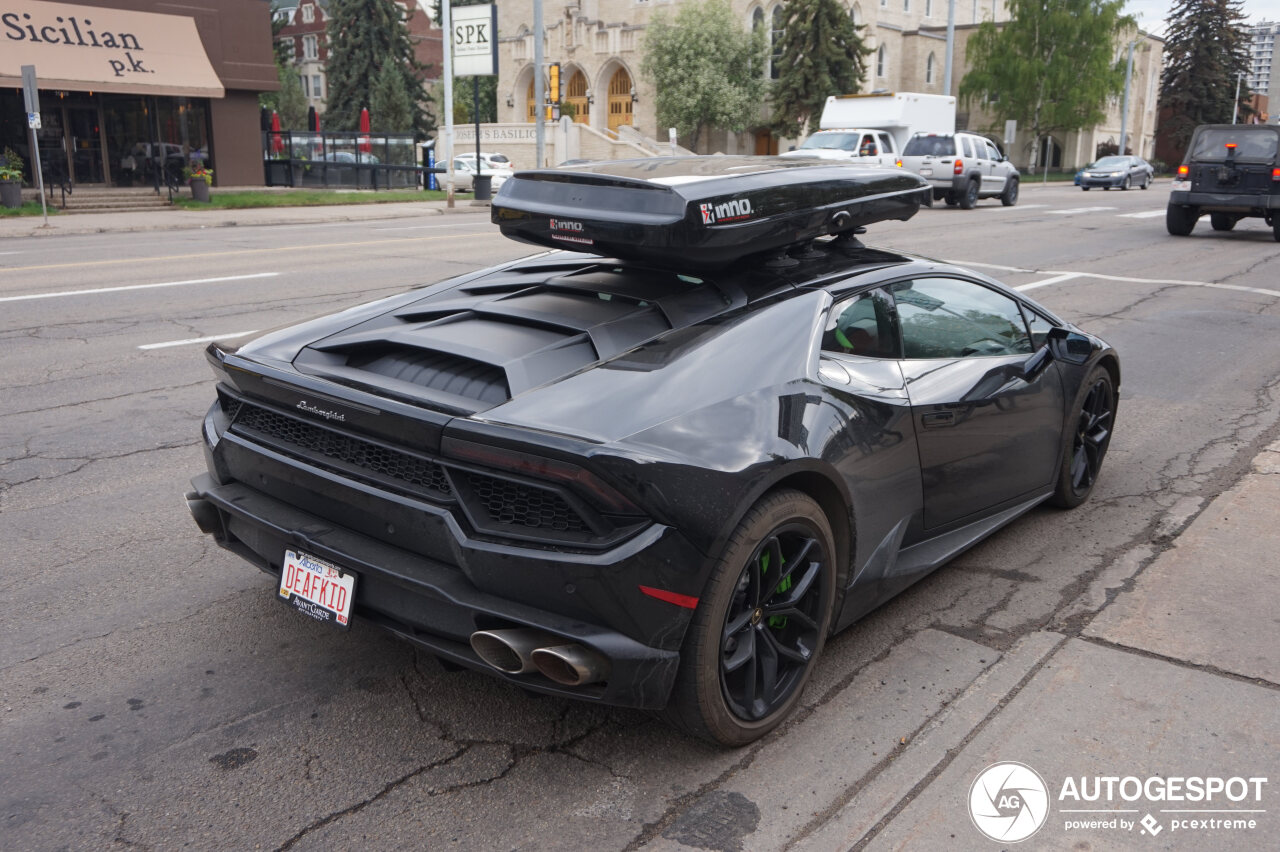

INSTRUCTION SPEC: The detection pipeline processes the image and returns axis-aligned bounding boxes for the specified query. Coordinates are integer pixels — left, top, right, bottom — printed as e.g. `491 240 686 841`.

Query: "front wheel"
1050 366 1116 509
1166 204 1199 236
664 490 837 746
1000 177 1019 207
1121 176 1131 191
1210 212 1237 232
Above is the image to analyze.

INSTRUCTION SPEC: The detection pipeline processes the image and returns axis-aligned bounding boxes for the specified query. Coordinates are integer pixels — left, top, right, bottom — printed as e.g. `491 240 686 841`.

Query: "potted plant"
185 164 213 203
0 147 24 209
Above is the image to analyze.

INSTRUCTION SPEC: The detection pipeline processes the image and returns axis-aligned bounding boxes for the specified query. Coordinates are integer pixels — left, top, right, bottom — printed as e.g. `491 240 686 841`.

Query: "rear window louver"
292 264 736 412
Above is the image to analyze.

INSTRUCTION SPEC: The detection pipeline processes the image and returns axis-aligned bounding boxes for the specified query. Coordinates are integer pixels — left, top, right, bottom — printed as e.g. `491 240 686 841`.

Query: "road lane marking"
138 330 260 350
1046 207 1117 215
0 232 490 273
0 272 280 303
951 260 1280 299
1117 210 1165 219
985 204 1046 212
372 222 494 231
1016 273 1081 291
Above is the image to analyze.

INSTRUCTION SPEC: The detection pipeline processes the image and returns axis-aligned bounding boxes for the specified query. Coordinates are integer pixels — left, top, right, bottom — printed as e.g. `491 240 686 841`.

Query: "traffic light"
548 63 561 101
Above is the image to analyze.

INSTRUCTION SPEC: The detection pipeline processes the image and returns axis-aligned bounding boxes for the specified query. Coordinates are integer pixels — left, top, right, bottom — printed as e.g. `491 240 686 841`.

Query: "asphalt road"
2 183 1279 851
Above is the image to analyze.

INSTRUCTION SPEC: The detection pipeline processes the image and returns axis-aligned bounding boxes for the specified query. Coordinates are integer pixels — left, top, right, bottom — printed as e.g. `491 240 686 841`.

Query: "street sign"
452 4 497 77
1004 119 1017 148
21 65 41 115
27 112 41 130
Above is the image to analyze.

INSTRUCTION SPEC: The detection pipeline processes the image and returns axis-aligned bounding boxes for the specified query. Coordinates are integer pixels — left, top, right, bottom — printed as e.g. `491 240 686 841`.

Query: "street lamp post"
1118 40 1135 156
1232 72 1244 124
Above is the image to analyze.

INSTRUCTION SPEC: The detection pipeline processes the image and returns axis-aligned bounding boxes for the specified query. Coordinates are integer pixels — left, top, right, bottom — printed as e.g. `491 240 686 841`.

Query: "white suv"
900 132 1020 208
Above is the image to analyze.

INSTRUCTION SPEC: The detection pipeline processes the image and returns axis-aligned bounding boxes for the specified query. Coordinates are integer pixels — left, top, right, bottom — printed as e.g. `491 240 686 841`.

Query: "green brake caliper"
759 550 791 629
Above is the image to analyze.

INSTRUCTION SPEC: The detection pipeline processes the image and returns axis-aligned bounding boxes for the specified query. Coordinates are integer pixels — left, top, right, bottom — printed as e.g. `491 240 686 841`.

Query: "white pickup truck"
780 92 956 168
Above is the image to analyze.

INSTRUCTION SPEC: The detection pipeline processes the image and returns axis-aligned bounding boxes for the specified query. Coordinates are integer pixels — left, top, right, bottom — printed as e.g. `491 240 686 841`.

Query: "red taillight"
442 437 641 514
1177 164 1189 177
1225 143 1237 151
1272 167 1280 181
953 158 964 175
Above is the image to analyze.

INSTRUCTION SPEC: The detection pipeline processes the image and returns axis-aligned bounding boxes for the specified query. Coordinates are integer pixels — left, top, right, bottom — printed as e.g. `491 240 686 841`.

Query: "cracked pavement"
2 187 1278 851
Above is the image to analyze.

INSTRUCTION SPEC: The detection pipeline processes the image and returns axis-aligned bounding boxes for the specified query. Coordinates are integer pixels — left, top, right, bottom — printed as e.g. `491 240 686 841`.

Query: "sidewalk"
0 195 490 239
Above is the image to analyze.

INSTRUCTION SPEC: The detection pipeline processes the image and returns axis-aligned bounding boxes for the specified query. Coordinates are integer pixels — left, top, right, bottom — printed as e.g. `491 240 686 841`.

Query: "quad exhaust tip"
469 629 611 686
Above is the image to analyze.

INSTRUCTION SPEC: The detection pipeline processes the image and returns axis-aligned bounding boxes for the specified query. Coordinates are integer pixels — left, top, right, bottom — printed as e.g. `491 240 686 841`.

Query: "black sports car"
186 157 1118 745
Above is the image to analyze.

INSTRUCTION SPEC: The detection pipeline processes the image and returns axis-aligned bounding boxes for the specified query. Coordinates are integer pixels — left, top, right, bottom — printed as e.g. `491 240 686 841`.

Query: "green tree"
324 0 434 137
959 0 1134 165
1158 0 1252 156
370 63 414 132
260 60 309 130
641 0 768 151
769 0 872 137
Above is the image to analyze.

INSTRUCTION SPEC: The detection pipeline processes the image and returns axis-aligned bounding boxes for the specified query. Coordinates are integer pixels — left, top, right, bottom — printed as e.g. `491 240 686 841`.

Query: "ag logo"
968 761 1050 843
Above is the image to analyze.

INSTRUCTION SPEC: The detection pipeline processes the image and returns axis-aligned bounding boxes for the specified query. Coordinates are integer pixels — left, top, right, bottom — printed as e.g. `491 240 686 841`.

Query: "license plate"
1170 179 1191 191
278 549 356 629
919 168 933 176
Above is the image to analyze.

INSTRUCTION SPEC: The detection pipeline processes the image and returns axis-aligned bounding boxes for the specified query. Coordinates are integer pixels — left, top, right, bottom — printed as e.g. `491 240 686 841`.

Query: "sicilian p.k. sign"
0 0 224 97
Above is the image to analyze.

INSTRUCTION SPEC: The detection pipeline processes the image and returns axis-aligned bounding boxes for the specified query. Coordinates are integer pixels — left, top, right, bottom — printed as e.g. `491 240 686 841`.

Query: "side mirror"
1021 345 1053 381
1047 326 1095 364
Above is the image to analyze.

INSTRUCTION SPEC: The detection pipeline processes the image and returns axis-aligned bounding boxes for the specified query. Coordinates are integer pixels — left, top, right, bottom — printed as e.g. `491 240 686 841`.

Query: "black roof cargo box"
491 156 927 270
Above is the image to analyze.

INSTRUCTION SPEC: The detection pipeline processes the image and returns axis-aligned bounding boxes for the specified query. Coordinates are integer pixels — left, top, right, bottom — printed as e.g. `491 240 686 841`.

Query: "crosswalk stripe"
1046 207 1117 216
1117 210 1166 219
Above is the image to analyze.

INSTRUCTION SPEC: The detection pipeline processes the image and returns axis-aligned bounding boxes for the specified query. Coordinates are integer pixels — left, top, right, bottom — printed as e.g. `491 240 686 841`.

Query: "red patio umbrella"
358 107 371 154
270 110 283 155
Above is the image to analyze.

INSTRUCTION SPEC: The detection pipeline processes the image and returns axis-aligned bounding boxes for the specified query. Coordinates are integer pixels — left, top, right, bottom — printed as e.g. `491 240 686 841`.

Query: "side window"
879 133 895 154
859 134 879 156
961 136 975 159
892 278 1032 359
1022 306 1055 350
823 288 900 359
985 141 1001 160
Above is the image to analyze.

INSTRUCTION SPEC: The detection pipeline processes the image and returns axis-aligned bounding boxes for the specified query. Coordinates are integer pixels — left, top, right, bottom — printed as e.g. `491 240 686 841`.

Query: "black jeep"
1166 124 1280 240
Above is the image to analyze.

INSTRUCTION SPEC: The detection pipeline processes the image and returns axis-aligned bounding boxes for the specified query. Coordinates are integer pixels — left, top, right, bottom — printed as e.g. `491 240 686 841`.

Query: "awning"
0 0 224 98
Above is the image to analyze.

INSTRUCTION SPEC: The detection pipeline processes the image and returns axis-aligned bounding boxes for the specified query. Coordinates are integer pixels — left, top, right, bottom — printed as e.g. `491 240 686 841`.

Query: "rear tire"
1140 175 1150 190
959 179 979 209
1050 366 1116 509
1166 204 1198 236
1273 216 1280 242
1000 177 1019 207
1082 186 1091 191
664 490 837 746
1210 212 1237 232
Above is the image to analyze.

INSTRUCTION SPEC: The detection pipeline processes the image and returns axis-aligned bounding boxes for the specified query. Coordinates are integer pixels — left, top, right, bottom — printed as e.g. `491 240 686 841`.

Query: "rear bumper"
186 472 686 709
1169 189 1280 212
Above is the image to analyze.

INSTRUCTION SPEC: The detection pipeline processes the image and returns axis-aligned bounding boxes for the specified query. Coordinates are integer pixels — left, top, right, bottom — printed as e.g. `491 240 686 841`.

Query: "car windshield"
1091 157 1128 168
1190 128 1279 161
799 132 860 151
903 136 955 156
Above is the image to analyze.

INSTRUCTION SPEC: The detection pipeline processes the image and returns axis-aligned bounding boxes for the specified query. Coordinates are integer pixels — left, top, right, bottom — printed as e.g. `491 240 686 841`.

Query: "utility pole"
442 0 455 207
534 0 545 167
943 0 956 96
1118 40 1135 155
1232 72 1244 124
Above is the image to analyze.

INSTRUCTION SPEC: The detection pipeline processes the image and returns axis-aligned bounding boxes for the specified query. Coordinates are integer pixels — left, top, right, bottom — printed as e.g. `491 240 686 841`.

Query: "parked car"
450 157 514 191
900 132 1020 208
456 151 512 170
1078 155 1153 190
185 157 1119 746
1167 124 1280 240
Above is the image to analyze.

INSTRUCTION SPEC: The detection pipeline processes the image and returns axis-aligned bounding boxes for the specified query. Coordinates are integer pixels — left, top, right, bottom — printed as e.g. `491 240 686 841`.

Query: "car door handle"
921 412 955 428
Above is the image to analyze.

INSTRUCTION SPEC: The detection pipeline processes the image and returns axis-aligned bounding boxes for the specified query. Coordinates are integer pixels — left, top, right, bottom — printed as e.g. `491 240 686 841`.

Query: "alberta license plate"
919 168 933 176
278 550 356 628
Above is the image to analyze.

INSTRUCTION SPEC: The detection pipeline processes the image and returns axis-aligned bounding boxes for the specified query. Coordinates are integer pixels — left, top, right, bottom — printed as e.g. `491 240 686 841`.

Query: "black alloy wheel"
665 491 836 746
1001 177 1019 207
1166 204 1198 236
959 179 979 209
1051 366 1115 508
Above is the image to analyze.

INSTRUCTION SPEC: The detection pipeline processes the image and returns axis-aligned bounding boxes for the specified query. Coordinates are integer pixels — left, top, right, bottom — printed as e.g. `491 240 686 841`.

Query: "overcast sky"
1125 0 1280 35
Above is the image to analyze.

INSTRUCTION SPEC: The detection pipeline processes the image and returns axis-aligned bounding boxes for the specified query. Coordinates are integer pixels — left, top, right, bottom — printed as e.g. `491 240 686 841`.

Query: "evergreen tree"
1158 0 1252 155
959 0 1134 164
641 0 768 151
260 60 309 130
769 0 872 137
324 0 434 138
370 63 414 133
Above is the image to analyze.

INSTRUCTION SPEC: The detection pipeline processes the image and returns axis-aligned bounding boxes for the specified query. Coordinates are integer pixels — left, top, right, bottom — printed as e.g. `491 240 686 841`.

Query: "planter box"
189 178 211 203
